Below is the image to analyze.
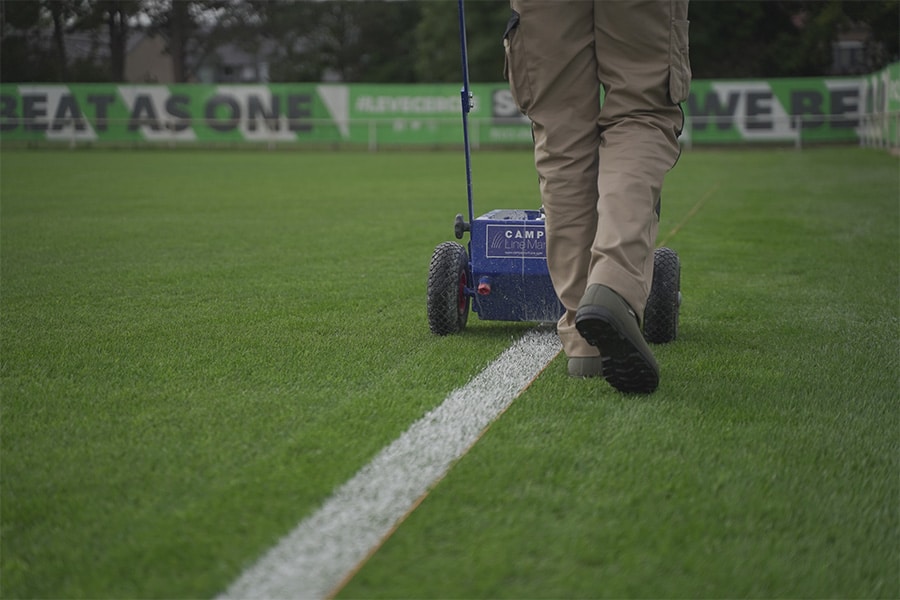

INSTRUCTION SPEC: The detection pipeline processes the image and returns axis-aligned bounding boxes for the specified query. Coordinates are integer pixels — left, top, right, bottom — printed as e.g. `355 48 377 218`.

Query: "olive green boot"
574 284 659 393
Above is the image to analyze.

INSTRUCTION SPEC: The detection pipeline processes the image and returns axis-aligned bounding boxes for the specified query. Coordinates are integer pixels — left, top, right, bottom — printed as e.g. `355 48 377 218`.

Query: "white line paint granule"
217 327 561 600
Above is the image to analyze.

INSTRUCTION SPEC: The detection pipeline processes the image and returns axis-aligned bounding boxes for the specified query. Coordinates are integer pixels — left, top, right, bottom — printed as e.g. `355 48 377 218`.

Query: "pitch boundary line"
658 181 721 247
217 327 562 600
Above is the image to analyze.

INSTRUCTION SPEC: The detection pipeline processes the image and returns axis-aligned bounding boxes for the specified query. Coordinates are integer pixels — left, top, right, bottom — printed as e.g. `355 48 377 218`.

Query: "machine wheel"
644 247 681 344
427 242 470 335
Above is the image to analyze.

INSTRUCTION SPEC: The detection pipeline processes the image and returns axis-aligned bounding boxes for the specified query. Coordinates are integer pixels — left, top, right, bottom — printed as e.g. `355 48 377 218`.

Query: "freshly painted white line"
217 327 561 600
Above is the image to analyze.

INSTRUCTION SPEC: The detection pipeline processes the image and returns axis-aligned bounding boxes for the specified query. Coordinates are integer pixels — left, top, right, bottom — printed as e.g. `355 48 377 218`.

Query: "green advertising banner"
685 77 863 143
0 84 346 144
1 68 896 147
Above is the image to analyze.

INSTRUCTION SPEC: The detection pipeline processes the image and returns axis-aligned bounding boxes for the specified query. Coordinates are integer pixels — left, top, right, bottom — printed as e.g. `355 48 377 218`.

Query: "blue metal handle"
458 0 475 226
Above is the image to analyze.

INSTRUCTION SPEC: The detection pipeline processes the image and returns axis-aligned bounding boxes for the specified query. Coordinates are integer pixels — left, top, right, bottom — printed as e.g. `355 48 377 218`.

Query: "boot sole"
575 306 659 394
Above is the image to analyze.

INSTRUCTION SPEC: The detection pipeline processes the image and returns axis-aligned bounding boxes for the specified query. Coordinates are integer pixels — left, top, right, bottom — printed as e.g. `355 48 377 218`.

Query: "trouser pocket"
667 18 691 104
503 10 532 114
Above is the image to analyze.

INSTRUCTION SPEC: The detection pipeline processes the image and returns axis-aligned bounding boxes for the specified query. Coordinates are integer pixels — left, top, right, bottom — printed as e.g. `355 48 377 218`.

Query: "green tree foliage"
142 1 237 83
414 0 510 83
1 0 50 81
348 1 421 83
1 0 141 82
842 0 900 71
73 0 141 80
1 0 897 83
242 0 421 82
689 0 899 78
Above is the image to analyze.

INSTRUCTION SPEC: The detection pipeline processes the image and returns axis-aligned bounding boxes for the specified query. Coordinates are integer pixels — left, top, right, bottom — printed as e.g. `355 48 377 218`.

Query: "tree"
689 1 899 79
47 0 72 80
841 0 900 72
3 0 897 85
415 0 510 83
106 0 133 80
253 0 421 83
70 0 140 81
0 0 55 81
165 0 191 82
141 0 232 83
334 1 421 83
240 0 309 82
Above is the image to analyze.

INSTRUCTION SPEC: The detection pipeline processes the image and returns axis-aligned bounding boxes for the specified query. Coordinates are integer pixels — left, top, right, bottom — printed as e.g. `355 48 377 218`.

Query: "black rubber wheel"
644 246 681 344
427 241 470 335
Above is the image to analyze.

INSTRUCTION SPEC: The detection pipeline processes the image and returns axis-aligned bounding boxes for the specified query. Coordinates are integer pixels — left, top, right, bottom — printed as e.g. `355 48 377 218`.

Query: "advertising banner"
0 84 345 144
0 70 894 147
684 77 864 143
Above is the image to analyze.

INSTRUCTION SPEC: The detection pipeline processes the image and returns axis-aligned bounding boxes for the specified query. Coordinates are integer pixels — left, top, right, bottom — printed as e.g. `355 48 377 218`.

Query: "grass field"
1 146 897 599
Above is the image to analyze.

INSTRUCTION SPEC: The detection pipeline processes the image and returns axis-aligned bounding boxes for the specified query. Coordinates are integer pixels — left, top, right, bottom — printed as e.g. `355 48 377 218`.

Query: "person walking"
503 0 691 393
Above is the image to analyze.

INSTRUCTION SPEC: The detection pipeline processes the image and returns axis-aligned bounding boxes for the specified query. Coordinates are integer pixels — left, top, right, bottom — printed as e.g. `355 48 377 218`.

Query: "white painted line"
217 328 561 600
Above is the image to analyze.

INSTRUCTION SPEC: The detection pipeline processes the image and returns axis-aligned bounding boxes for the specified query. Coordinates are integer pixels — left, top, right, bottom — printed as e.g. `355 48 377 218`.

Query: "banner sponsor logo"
0 84 341 141
489 89 529 124
486 224 546 259
354 94 459 115
685 79 862 139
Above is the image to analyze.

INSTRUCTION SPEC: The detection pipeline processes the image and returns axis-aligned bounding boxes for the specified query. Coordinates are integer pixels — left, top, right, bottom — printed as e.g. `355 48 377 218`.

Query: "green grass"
1 147 897 599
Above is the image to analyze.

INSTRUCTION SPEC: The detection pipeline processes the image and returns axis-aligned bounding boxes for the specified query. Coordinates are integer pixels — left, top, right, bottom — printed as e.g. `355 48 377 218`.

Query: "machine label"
486 224 547 259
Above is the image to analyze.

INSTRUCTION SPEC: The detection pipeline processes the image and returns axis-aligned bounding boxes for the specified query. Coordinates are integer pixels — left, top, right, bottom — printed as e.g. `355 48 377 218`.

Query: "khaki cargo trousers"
505 0 691 359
